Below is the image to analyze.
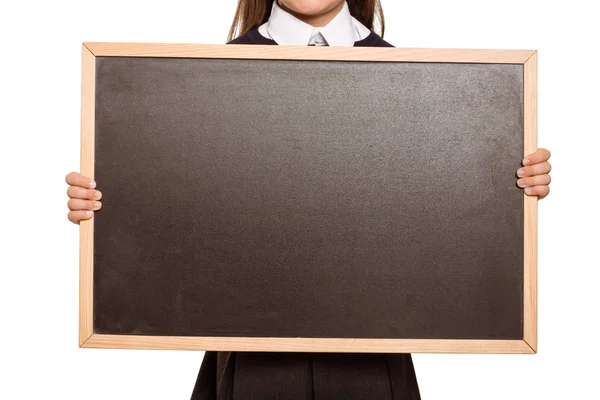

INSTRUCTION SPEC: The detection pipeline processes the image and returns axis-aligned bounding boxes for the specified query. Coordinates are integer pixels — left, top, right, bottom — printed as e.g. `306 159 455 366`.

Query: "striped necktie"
308 30 329 46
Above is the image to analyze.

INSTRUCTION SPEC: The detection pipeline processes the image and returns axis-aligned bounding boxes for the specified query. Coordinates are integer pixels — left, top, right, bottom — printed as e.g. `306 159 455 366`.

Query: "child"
66 1 552 399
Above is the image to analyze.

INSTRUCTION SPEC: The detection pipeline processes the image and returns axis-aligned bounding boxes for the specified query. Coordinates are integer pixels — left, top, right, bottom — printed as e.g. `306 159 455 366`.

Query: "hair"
227 0 386 42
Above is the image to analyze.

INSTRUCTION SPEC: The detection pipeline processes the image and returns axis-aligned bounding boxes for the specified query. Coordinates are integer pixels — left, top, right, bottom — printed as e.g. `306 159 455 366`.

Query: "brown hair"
227 0 386 42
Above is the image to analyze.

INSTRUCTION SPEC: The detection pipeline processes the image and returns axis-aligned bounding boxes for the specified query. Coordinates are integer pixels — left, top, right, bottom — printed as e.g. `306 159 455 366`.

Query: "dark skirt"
190 351 421 400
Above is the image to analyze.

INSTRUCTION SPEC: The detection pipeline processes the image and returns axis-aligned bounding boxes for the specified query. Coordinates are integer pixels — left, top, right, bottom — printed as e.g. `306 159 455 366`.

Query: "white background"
1 0 598 399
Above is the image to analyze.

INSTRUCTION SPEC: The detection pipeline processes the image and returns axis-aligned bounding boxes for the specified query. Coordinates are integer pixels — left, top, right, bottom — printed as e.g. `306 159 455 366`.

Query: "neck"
276 0 345 27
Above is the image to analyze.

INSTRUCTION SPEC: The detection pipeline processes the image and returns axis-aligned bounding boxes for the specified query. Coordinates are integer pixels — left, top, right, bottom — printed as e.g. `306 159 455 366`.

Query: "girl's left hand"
516 148 552 200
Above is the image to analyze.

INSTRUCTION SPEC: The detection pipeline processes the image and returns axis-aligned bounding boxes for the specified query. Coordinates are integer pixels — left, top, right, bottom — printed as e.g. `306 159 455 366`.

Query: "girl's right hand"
65 172 102 224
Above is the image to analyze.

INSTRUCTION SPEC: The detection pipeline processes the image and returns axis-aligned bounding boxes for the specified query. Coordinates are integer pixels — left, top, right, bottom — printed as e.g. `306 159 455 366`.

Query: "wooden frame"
79 42 538 354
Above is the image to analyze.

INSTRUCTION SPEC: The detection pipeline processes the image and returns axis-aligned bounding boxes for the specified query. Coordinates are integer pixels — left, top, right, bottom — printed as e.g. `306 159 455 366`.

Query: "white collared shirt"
258 0 371 46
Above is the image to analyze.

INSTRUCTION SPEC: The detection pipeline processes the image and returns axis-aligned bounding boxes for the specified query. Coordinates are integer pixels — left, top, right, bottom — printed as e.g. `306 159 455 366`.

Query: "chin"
280 0 341 16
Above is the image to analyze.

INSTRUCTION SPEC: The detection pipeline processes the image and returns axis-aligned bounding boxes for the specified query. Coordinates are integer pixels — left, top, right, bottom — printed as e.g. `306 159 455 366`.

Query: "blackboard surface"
93 56 524 340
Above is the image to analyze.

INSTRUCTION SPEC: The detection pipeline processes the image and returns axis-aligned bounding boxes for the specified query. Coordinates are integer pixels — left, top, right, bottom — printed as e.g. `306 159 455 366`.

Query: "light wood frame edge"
80 43 95 346
79 43 538 354
81 335 534 354
523 51 538 353
83 42 535 63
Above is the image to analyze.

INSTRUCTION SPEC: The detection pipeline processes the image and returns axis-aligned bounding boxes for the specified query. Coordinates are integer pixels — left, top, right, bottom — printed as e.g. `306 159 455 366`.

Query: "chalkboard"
79 43 538 354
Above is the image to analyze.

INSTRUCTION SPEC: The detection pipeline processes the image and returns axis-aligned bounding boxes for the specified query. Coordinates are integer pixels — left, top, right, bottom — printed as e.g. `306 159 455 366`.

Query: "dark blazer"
227 26 394 47
190 27 420 400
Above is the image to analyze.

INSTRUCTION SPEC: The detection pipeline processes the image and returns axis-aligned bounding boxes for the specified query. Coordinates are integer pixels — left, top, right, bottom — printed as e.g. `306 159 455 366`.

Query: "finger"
516 174 551 188
67 185 102 200
522 148 551 166
67 198 102 211
524 185 550 199
65 171 96 189
516 161 551 178
68 210 94 224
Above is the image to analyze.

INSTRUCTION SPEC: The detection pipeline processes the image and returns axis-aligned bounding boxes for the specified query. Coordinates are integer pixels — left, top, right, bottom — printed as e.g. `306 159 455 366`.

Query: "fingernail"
94 201 102 209
522 158 530 166
525 188 533 194
89 180 96 188
517 169 525 177
94 191 102 199
85 211 93 216
517 179 525 186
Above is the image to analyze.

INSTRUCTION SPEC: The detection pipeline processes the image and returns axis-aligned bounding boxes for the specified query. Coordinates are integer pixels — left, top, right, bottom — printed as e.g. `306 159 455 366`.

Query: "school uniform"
191 2 419 399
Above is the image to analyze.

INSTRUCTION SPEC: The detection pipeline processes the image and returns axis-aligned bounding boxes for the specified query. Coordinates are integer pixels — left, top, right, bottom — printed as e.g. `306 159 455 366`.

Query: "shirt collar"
265 0 358 46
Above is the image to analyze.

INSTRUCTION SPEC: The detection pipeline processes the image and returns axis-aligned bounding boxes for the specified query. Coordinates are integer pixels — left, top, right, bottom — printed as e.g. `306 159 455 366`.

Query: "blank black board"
93 56 524 340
